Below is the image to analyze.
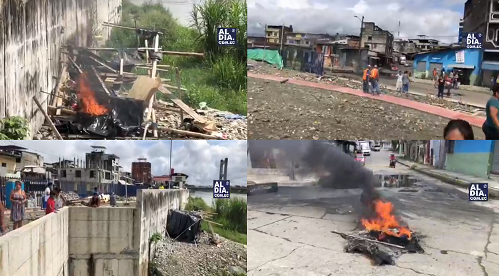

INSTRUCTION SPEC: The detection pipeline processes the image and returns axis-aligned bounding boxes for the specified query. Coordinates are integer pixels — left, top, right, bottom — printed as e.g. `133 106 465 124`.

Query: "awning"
482 61 499 71
447 64 474 69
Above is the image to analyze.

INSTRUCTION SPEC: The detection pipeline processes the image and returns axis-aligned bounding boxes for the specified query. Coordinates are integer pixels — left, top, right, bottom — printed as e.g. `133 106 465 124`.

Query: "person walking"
10 180 26 230
370 65 380 95
362 65 371 93
396 71 403 92
437 76 445 99
402 71 410 95
483 84 499 139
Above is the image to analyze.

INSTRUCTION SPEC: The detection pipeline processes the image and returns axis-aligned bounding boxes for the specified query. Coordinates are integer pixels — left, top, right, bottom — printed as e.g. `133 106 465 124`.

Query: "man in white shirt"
395 71 403 92
43 183 52 210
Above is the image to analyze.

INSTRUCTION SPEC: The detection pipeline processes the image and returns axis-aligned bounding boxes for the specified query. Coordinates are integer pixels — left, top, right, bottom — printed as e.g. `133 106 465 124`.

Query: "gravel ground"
153 232 247 276
248 62 484 116
248 77 485 139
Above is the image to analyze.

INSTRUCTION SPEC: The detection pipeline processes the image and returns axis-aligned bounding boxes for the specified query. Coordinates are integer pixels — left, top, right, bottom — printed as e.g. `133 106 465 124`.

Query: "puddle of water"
373 174 421 188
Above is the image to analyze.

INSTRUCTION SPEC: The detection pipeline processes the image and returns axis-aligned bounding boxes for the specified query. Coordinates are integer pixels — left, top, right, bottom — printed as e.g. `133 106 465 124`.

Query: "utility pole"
358 16 365 70
398 21 400 38
280 24 285 52
263 24 267 63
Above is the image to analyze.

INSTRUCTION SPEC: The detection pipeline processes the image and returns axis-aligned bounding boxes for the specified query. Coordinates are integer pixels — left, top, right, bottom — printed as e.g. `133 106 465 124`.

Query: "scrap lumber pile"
60 191 82 206
35 45 245 140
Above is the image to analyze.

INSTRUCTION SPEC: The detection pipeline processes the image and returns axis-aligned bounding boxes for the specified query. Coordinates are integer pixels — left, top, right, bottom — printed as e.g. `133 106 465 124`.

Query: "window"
367 36 372 41
105 172 111 180
61 170 67 177
1 163 5 167
90 170 96 178
75 170 82 178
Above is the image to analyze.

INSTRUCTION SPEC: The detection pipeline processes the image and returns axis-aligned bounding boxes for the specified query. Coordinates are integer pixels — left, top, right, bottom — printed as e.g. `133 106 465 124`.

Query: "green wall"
445 152 491 177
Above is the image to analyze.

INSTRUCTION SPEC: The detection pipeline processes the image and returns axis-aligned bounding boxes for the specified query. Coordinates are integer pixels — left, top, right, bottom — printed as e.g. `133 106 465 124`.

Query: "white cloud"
248 0 464 43
3 141 247 186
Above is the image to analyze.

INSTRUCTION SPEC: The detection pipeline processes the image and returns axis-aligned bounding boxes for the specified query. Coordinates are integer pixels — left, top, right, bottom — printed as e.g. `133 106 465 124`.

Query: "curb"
397 160 499 198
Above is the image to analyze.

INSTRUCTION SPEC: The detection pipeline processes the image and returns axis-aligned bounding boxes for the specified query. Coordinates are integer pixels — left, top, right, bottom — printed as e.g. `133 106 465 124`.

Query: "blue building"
412 47 483 86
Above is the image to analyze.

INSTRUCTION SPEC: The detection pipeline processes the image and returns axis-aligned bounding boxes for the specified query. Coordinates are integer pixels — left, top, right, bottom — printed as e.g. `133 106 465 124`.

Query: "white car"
359 141 371 156
372 145 381 151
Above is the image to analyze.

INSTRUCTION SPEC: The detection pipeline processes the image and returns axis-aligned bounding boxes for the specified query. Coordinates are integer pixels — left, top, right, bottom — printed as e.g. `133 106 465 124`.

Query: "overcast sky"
3 141 247 187
248 0 466 43
129 0 203 26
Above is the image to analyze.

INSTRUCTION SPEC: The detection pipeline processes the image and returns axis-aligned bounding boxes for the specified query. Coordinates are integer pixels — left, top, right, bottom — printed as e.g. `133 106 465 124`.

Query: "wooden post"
33 96 63 140
175 67 183 122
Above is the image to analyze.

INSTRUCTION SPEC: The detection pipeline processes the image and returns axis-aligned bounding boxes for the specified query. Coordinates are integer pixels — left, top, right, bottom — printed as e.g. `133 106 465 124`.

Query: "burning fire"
361 200 412 239
77 74 108 116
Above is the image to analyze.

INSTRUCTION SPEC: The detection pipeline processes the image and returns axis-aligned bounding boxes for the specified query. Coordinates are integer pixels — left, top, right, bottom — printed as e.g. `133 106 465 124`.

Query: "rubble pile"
36 46 246 140
60 191 82 205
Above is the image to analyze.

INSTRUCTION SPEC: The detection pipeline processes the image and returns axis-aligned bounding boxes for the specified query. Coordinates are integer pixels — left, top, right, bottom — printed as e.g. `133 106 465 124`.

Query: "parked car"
372 144 381 151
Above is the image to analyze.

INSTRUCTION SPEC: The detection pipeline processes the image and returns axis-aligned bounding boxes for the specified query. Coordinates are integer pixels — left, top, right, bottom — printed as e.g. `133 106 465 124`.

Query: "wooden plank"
51 63 67 106
157 85 206 123
175 67 183 122
88 56 118 73
32 96 63 140
160 51 204 57
158 127 220 139
91 66 111 95
126 75 161 102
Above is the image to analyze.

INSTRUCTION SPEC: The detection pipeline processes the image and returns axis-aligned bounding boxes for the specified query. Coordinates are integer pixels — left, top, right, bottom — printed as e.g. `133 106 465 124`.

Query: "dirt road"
247 77 485 139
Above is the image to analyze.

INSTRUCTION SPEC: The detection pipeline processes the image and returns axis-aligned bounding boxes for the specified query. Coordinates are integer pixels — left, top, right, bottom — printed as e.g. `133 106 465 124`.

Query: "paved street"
248 149 499 276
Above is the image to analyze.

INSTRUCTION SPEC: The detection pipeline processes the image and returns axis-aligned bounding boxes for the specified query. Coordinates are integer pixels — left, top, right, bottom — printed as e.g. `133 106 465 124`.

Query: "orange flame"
361 200 412 239
77 74 108 116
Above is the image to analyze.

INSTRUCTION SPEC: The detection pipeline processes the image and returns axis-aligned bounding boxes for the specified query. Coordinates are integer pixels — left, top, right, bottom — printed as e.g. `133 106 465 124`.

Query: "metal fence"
281 49 325 75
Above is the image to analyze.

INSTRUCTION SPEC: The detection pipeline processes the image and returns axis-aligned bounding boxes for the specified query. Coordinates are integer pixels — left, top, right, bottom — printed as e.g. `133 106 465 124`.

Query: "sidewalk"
248 73 486 127
410 77 491 94
396 157 499 198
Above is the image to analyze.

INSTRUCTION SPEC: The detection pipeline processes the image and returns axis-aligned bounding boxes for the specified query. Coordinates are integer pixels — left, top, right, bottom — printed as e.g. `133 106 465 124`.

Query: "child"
46 191 56 215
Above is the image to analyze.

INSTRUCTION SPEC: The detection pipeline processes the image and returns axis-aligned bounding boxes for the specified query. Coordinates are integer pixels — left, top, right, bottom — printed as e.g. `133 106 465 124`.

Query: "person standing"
46 191 56 215
402 71 410 95
396 71 403 92
437 76 445 99
43 183 51 210
0 199 5 236
88 192 100 207
362 65 371 93
110 192 117 207
54 187 63 210
10 181 26 230
433 68 438 88
483 84 499 139
370 65 380 95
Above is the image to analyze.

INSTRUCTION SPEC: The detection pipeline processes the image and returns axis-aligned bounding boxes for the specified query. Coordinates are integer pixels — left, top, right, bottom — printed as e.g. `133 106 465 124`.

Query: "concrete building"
57 146 120 195
360 22 394 65
412 47 483 85
0 145 44 176
265 25 293 44
247 36 266 48
408 37 440 52
463 0 499 85
132 158 152 184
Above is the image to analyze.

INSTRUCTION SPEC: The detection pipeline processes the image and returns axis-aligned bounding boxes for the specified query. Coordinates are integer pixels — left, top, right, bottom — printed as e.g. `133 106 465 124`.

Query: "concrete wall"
134 189 189 276
445 140 494 177
0 190 188 276
0 0 121 138
68 207 139 276
0 207 69 276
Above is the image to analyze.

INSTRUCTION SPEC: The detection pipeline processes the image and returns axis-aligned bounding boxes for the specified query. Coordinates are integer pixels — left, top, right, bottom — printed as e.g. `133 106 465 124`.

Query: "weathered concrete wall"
0 207 70 276
68 207 139 276
134 189 190 276
0 0 121 138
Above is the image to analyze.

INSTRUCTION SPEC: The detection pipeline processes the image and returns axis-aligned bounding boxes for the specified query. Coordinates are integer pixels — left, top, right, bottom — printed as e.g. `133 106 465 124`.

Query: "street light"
354 15 365 70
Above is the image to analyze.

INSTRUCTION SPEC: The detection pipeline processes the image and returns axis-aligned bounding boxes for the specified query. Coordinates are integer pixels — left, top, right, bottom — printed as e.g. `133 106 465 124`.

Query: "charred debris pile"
295 141 425 265
35 26 245 140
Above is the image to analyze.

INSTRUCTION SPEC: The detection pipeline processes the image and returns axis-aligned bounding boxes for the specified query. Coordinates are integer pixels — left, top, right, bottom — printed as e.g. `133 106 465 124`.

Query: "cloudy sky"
130 0 203 26
3 141 247 187
248 0 466 43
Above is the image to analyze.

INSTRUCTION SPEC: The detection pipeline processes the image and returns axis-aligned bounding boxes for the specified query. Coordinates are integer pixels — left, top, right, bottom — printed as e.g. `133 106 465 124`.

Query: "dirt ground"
247 77 485 140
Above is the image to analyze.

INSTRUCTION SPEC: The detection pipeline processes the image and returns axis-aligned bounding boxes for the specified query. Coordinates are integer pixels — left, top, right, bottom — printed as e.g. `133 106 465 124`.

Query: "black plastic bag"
166 209 201 242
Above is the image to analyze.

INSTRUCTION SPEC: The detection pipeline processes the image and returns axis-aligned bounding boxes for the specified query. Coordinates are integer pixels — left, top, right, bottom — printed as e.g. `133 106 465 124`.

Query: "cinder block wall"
0 207 70 276
68 207 139 276
0 0 122 138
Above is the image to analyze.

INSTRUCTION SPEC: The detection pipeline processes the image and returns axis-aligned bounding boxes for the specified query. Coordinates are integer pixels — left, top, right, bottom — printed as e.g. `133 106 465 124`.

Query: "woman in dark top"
483 84 499 139
437 76 445 98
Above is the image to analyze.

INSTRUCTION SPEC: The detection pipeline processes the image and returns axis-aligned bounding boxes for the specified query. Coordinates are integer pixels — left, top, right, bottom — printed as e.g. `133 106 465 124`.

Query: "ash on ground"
153 232 247 276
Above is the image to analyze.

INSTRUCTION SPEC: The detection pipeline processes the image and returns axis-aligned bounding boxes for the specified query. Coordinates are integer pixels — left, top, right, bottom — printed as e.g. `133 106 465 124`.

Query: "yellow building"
0 152 19 175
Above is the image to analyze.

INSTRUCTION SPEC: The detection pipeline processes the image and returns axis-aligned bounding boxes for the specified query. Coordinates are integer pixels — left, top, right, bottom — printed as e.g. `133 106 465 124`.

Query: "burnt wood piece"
344 239 398 265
